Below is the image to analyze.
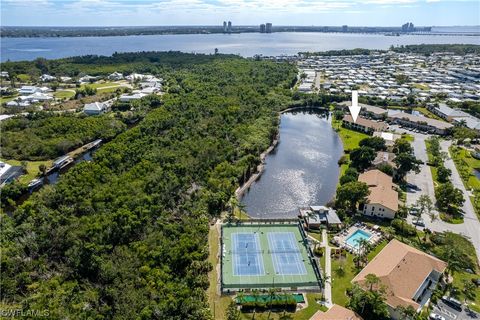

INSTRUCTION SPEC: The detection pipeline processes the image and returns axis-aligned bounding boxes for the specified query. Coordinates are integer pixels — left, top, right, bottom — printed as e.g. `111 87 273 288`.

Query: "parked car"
442 296 463 311
409 206 419 215
429 313 445 320
414 218 425 227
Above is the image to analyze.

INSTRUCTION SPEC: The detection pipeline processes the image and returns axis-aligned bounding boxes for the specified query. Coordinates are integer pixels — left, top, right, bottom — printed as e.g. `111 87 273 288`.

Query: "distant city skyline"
1 0 479 27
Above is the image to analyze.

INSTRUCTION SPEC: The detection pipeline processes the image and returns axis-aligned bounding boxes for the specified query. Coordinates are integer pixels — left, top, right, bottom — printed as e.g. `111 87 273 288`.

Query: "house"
18 86 41 95
358 169 398 219
108 72 124 81
310 304 363 320
372 131 401 147
371 151 396 168
0 71 9 78
79 75 97 83
6 100 30 108
0 161 24 186
340 101 388 119
301 206 342 229
342 115 387 134
352 239 447 319
119 92 146 102
427 103 470 122
388 112 453 135
83 102 108 115
40 74 56 82
60 76 73 83
26 92 53 102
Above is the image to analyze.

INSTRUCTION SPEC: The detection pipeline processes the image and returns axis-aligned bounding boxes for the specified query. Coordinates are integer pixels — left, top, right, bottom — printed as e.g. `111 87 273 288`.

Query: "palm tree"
365 273 381 292
462 279 476 306
319 270 331 300
395 305 417 320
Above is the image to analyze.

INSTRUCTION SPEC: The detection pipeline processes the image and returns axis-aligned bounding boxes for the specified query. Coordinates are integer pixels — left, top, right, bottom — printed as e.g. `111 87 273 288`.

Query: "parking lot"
432 300 480 320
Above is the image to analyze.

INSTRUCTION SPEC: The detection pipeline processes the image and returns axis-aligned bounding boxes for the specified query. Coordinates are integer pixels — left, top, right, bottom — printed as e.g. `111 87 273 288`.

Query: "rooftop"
358 169 398 211
310 304 363 320
352 239 447 310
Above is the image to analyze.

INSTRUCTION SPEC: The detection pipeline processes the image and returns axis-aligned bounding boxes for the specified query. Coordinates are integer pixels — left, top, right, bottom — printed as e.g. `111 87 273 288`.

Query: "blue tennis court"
231 233 265 276
267 232 307 275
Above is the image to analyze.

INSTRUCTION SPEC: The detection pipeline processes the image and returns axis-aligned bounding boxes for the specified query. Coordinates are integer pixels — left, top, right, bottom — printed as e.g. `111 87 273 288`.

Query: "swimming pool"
346 229 372 249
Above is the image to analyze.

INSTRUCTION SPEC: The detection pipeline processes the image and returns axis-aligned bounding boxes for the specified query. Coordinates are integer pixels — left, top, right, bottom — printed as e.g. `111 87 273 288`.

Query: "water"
241 109 343 218
43 150 94 185
346 229 372 249
2 31 479 61
473 169 480 180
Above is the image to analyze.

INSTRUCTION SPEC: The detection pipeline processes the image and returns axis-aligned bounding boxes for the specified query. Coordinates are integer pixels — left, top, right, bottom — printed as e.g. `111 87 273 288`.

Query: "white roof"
84 102 105 111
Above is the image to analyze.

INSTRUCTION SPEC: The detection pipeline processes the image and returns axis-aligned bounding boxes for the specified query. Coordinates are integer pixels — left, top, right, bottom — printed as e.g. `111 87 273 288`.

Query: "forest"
0 53 297 319
1 113 127 160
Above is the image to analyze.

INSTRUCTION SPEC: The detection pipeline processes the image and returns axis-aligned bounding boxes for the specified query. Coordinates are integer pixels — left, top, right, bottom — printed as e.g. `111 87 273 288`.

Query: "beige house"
358 169 398 219
342 115 387 135
352 240 447 319
310 304 363 320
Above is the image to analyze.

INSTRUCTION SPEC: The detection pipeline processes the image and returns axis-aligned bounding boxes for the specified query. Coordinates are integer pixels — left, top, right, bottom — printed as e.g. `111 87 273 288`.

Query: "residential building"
371 151 396 168
84 102 108 115
265 23 272 33
301 206 342 229
358 169 398 219
340 102 388 120
310 304 363 320
0 161 24 187
352 239 447 319
342 115 387 134
0 71 9 78
372 131 401 147
260 24 266 33
60 76 73 83
79 75 97 83
18 86 41 95
40 74 56 82
108 72 124 81
119 92 146 102
388 112 453 135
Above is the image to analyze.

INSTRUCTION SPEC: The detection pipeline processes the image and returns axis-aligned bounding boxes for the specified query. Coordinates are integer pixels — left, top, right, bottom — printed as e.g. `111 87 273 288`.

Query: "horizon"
1 0 479 27
2 24 480 28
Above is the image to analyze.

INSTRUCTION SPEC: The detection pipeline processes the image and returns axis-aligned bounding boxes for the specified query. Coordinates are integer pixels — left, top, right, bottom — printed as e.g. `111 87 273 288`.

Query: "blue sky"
1 0 479 26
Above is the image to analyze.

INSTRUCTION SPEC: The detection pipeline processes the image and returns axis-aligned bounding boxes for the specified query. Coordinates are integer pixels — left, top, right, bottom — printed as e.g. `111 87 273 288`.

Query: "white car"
429 313 446 320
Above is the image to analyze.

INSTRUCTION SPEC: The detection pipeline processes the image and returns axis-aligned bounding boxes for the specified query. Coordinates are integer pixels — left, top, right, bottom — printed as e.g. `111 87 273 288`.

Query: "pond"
240 109 343 218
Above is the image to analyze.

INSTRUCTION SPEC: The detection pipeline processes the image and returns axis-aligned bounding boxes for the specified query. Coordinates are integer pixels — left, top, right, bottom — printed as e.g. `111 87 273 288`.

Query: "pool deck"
331 223 383 254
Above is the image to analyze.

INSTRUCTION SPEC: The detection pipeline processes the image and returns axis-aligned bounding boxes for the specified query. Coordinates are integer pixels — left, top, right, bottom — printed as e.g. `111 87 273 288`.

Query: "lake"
241 109 343 218
2 31 479 61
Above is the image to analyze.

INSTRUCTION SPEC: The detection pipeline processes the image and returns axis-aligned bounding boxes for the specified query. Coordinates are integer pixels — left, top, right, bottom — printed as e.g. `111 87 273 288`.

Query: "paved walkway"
402 130 480 265
322 229 333 308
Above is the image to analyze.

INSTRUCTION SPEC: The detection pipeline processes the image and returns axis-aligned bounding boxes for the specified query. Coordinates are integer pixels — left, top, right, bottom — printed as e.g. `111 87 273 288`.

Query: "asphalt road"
433 300 480 320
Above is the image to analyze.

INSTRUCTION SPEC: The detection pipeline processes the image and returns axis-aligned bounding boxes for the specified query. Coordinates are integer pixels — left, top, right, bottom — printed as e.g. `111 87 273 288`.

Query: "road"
433 300 480 320
322 229 333 308
398 127 480 265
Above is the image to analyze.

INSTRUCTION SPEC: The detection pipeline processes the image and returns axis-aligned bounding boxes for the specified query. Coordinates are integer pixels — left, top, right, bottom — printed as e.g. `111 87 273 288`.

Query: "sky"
1 0 479 27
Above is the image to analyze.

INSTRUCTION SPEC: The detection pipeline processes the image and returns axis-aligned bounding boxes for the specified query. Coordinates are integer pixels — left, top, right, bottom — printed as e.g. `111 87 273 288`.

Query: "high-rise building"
342 25 348 32
227 21 232 33
260 24 266 33
223 21 227 32
265 23 272 33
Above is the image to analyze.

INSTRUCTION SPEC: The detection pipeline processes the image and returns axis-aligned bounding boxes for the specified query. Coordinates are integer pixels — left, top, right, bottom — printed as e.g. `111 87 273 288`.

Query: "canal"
241 109 344 218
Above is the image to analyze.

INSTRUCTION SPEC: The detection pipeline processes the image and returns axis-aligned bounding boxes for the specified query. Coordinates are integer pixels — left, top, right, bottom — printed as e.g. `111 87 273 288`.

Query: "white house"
119 92 146 102
108 72 124 80
83 102 108 115
79 75 97 83
40 74 56 82
18 86 41 95
0 71 9 78
60 76 73 83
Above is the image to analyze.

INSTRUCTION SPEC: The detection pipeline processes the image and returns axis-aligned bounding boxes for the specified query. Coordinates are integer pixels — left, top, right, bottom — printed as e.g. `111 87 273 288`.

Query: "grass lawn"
54 90 75 99
207 225 232 320
1 158 52 184
81 82 128 93
411 83 430 91
331 252 356 307
0 95 18 104
331 119 369 152
402 133 414 142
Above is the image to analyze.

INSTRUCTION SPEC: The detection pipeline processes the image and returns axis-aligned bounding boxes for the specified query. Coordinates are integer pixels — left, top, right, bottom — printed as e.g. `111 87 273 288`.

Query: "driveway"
390 126 480 265
433 300 480 320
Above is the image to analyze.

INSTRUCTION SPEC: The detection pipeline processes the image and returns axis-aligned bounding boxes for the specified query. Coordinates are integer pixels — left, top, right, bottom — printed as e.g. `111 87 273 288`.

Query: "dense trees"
335 181 370 213
0 53 297 318
435 182 465 214
358 136 386 151
347 274 389 320
349 146 376 171
1 113 126 160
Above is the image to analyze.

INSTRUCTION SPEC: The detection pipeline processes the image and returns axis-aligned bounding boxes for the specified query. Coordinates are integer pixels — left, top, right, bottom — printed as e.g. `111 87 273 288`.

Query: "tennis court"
221 222 320 291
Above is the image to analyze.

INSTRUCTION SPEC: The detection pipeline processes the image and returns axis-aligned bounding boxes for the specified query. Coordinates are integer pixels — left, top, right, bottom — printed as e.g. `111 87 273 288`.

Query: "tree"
38 164 47 176
393 152 421 181
350 146 376 171
335 181 370 213
226 301 240 320
437 165 452 183
462 279 476 305
359 136 386 151
416 195 435 222
339 167 359 185
395 305 417 320
392 139 413 155
435 182 465 214
452 126 477 144
347 275 389 319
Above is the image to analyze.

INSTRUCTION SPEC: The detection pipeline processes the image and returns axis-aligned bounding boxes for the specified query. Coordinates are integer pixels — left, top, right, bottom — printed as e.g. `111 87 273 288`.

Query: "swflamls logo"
0 309 50 318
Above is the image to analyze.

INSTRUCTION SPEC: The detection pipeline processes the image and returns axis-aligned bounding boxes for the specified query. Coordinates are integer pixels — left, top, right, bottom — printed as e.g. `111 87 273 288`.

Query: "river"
2 31 479 61
240 109 343 218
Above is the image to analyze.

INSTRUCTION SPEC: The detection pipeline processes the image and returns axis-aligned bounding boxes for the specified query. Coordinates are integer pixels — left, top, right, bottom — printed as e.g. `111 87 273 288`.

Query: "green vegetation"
0 158 52 184
53 90 75 99
1 113 127 160
332 118 369 152
390 44 480 55
0 53 298 319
